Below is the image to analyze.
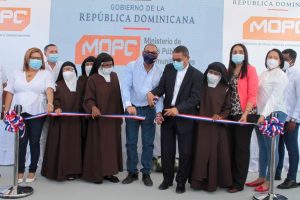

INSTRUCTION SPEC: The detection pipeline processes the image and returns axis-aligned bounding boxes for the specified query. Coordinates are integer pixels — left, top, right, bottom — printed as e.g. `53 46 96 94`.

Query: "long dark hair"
265 48 284 69
228 43 249 79
56 61 78 83
90 53 114 75
204 62 229 86
81 56 96 76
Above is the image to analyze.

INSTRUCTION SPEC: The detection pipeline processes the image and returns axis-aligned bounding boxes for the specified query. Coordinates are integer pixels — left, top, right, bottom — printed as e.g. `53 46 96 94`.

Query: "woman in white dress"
4 47 55 183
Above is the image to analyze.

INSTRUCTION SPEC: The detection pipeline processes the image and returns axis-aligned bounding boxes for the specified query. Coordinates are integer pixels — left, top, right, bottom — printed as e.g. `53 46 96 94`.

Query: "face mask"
173 61 185 71
63 71 76 82
85 65 92 76
207 73 221 88
47 54 59 63
99 67 113 76
29 59 43 70
231 54 244 64
282 61 290 71
143 52 157 65
267 59 279 70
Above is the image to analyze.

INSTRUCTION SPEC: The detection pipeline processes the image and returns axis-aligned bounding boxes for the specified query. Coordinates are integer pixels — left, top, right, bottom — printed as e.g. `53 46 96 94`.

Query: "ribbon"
3 111 25 137
176 114 256 126
24 112 146 121
259 117 284 137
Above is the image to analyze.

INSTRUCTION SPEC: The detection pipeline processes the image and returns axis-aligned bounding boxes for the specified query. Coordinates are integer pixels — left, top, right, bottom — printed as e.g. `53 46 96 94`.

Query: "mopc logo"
243 16 300 41
0 7 31 31
75 35 140 66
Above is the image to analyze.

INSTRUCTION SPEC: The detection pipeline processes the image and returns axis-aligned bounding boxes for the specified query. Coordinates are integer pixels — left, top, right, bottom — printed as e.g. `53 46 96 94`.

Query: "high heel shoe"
255 185 269 192
18 173 24 183
245 180 264 187
25 173 36 183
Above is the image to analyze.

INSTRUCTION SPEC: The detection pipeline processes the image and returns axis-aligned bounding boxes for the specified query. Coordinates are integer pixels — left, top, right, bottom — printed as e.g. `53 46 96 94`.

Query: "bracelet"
246 108 251 113
47 103 54 108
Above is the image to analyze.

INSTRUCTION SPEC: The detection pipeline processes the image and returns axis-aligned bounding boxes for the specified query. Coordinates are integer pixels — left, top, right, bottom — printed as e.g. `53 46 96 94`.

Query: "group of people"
0 43 299 194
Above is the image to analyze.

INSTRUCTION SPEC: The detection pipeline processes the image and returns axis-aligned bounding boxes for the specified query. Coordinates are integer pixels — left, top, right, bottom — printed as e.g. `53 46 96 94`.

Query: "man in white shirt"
44 44 62 81
121 44 163 187
276 49 300 189
40 44 62 165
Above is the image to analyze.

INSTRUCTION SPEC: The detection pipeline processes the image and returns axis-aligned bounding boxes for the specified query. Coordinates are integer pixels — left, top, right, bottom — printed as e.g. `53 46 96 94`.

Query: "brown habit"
41 80 84 181
77 75 89 155
82 72 123 182
191 83 232 191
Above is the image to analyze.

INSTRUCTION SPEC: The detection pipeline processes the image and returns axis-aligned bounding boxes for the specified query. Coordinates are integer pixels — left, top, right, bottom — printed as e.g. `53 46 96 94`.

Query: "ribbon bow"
4 111 25 137
259 117 284 137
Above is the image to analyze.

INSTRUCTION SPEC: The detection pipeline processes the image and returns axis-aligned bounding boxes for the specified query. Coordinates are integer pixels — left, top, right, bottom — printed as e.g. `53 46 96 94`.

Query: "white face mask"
267 59 279 70
283 61 290 70
85 65 92 76
98 67 113 76
63 71 76 82
207 73 221 88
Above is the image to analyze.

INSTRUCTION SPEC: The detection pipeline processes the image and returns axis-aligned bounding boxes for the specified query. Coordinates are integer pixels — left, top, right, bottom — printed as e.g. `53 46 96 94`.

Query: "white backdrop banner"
0 0 51 165
223 0 300 171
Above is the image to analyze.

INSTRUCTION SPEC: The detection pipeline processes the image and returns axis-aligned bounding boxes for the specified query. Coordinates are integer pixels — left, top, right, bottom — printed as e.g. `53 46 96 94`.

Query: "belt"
132 104 150 109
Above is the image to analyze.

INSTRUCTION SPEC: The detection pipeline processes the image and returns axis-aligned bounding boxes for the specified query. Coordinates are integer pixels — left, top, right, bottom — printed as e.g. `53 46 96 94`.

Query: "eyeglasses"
30 57 42 60
63 66 74 72
208 70 221 76
172 58 183 62
144 51 158 56
101 63 114 68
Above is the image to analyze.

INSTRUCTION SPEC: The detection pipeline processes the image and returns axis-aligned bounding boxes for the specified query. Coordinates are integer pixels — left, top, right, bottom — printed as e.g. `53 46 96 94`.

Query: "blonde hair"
23 47 45 71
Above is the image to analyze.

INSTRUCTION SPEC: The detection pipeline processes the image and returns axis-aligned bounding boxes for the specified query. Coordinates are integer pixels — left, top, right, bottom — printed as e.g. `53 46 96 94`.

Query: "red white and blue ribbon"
3 111 25 137
176 114 256 126
259 117 284 137
23 112 146 121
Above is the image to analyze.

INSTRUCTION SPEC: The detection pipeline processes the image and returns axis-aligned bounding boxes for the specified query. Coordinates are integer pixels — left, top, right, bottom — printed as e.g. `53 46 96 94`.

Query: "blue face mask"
143 52 157 65
47 54 59 63
173 61 185 71
231 54 244 64
29 59 43 70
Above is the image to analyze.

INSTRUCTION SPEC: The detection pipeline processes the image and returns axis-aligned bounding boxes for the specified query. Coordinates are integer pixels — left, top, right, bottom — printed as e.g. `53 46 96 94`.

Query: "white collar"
64 78 77 92
98 70 111 82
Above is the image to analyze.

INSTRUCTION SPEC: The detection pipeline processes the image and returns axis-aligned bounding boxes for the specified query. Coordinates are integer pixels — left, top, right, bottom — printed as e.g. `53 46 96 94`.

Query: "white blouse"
4 69 55 115
257 67 288 117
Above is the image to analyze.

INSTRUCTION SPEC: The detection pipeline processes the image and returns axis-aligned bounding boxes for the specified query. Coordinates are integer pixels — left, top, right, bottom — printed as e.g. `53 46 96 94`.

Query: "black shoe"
104 175 119 183
66 177 76 181
227 186 243 193
277 179 298 189
94 181 103 184
176 183 186 194
142 174 153 186
122 173 138 184
159 181 173 190
275 174 282 181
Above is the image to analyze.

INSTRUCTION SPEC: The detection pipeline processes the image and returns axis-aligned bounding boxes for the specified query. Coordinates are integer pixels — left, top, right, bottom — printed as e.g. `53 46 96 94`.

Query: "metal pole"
13 105 21 191
0 105 34 199
253 112 288 200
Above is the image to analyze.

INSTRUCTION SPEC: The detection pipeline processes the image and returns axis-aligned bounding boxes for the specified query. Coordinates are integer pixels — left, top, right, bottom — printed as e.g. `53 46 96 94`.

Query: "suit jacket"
151 63 204 132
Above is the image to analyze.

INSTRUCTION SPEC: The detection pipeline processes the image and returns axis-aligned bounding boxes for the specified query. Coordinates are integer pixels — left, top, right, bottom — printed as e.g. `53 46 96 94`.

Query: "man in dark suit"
147 46 204 193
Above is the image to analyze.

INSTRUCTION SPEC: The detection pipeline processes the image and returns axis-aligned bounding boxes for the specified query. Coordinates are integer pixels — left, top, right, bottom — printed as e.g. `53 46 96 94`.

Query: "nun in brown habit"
82 53 123 184
41 61 84 181
190 62 232 192
77 56 96 160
